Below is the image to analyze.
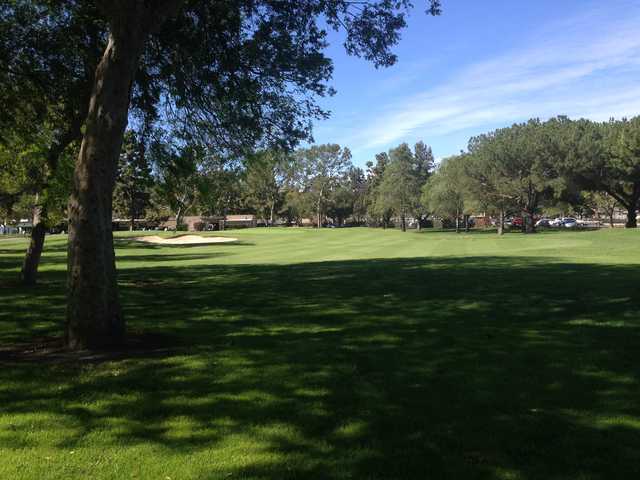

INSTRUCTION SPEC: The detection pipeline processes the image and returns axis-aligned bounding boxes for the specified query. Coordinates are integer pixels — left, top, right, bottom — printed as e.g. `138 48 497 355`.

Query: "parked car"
563 218 578 228
535 218 552 227
506 217 523 228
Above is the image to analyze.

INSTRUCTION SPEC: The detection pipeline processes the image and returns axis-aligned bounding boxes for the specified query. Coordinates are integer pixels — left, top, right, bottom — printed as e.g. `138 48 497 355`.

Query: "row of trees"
108 136 435 233
3 128 438 275
10 114 637 261
424 116 640 233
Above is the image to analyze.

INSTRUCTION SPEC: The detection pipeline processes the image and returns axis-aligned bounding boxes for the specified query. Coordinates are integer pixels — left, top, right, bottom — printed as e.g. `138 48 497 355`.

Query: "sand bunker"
135 234 238 245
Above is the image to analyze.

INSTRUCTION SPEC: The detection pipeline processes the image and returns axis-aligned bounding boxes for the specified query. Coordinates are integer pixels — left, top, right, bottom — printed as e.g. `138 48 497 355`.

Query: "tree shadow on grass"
1 255 640 478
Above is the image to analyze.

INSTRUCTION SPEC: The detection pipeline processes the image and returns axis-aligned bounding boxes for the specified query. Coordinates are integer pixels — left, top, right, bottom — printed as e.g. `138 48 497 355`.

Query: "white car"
563 218 578 228
535 218 552 227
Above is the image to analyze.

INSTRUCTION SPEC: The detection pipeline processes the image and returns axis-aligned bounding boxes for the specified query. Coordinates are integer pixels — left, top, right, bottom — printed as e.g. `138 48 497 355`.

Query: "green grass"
1 227 639 479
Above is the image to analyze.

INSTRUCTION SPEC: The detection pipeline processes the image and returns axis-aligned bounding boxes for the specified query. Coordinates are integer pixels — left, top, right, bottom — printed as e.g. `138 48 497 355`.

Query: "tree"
564 118 640 228
1 2 104 286
113 131 153 231
347 166 368 225
323 166 367 226
0 125 74 283
615 118 640 227
466 133 518 235
295 144 352 228
153 141 201 230
198 155 245 219
7 0 441 348
0 132 48 223
366 152 393 228
376 143 422 231
581 191 619 228
281 189 312 226
422 155 472 233
327 183 354 226
244 150 287 225
466 119 563 234
372 142 431 231
411 141 436 228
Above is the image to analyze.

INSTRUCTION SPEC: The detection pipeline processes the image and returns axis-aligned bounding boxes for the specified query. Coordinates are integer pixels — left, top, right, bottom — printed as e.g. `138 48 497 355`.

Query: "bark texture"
66 1 184 349
21 205 46 286
626 206 637 228
66 28 146 349
527 211 536 233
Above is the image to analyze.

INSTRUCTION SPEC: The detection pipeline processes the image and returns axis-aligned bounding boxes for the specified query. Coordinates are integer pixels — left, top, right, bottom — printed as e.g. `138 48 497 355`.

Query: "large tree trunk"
269 200 275 227
66 28 147 350
497 209 504 235
626 205 637 228
129 195 135 231
20 128 81 286
527 211 536 233
175 206 183 231
21 204 46 286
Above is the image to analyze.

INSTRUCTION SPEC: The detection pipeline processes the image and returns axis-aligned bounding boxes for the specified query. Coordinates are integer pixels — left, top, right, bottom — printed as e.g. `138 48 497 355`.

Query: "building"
152 214 262 231
112 218 157 231
159 215 225 231
224 214 256 228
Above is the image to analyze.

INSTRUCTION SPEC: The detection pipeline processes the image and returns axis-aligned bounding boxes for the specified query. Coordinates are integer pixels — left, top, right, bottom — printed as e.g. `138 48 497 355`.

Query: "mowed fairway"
1 228 640 479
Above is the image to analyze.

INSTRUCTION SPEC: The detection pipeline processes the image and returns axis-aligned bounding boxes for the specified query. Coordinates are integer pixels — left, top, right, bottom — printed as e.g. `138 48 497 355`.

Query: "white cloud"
331 2 640 157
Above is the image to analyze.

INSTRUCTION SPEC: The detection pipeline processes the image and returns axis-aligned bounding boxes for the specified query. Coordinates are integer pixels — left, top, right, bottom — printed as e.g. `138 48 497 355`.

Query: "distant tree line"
5 116 639 244
104 136 436 232
104 115 640 234
426 116 640 233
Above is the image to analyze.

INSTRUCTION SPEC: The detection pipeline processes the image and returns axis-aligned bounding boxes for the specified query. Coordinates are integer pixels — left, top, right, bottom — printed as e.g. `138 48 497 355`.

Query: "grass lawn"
1 227 639 479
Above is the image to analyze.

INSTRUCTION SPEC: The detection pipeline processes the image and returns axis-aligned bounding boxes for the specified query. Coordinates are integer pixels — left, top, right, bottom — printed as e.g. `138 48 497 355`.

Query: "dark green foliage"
0 0 104 156
113 132 154 228
243 150 287 225
366 152 393 227
326 166 367 226
198 155 245 218
291 144 352 227
373 142 435 230
138 0 441 153
1 0 442 185
422 154 471 232
562 117 640 227
152 140 201 227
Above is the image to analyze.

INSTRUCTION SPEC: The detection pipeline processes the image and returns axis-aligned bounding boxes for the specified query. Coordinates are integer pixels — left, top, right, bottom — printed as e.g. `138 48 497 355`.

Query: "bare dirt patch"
0 332 177 364
134 234 237 245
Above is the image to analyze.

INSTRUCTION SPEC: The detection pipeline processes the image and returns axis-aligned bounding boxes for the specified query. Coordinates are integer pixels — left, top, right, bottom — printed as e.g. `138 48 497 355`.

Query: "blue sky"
311 0 640 167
